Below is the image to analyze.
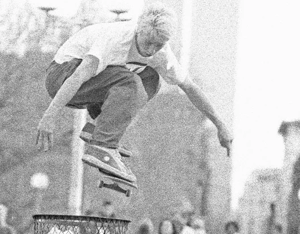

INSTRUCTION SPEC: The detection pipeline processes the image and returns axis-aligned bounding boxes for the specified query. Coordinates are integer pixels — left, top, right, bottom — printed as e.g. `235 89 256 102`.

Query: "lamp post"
104 0 144 21
30 0 86 216
30 173 49 213
110 9 129 21
68 109 86 215
38 6 56 29
38 7 56 15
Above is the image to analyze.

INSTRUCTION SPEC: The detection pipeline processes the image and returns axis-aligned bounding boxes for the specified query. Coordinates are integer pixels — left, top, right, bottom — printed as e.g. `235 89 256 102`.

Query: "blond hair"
137 2 177 43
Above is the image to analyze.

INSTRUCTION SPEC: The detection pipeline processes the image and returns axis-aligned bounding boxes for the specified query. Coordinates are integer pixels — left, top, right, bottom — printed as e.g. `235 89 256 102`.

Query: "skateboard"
99 173 138 197
82 144 136 196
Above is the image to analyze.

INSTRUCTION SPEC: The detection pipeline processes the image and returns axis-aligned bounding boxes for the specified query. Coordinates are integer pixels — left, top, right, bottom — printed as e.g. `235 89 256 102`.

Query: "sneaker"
82 144 137 182
80 122 132 157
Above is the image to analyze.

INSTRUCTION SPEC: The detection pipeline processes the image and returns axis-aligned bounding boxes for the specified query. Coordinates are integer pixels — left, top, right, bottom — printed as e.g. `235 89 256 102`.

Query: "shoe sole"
82 154 136 183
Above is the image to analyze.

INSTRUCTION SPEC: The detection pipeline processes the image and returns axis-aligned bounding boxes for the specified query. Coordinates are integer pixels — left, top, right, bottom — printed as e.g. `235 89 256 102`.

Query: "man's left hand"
217 126 233 157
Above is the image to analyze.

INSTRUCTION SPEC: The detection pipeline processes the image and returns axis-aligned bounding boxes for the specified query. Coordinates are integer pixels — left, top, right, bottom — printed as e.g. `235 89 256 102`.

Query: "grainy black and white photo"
0 0 299 234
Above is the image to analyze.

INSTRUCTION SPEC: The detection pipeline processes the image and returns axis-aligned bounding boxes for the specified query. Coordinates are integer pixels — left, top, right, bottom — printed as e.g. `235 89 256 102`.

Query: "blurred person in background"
274 224 282 234
172 199 194 226
181 210 195 227
225 221 240 234
180 223 195 234
190 217 206 234
84 209 95 216
158 219 178 234
0 204 16 234
180 226 194 234
98 200 116 218
170 215 185 234
36 2 233 183
171 204 194 234
136 218 154 234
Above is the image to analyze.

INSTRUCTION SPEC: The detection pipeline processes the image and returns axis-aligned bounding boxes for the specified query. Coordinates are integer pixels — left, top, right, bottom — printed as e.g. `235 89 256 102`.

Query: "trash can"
33 214 131 234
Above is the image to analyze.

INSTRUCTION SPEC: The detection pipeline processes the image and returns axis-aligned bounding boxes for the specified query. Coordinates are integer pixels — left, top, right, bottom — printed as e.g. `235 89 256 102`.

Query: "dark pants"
45 59 161 148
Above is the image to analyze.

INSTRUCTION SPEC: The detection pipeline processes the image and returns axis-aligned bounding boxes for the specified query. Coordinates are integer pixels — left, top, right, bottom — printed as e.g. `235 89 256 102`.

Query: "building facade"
237 169 282 234
278 121 300 234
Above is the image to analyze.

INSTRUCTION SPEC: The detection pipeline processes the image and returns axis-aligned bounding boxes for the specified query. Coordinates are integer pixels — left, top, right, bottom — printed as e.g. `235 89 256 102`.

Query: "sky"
232 0 300 208
27 0 300 210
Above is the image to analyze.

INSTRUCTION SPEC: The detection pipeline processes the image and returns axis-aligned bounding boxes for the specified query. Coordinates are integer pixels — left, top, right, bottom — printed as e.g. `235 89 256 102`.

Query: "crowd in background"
1 199 286 234
83 200 241 234
0 200 241 234
133 203 240 234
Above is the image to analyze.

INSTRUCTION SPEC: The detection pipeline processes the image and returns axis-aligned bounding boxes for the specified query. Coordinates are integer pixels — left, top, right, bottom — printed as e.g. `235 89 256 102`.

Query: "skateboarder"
36 3 233 183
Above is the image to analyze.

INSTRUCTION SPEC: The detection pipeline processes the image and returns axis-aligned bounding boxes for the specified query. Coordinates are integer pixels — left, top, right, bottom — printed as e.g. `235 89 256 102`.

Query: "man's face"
136 32 166 57
226 225 237 234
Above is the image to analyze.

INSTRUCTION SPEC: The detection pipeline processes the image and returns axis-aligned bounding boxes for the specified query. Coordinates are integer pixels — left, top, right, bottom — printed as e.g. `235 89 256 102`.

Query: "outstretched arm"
36 55 99 151
178 76 233 156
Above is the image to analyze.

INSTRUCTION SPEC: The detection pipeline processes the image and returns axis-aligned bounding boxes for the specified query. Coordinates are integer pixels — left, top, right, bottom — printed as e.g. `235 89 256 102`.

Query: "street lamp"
104 0 144 21
30 173 49 189
38 7 56 15
38 6 56 29
30 173 49 213
110 9 129 21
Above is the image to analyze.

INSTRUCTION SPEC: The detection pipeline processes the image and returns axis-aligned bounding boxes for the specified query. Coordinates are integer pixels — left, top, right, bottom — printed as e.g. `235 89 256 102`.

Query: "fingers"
226 145 231 157
36 130 53 152
220 139 233 157
36 131 44 151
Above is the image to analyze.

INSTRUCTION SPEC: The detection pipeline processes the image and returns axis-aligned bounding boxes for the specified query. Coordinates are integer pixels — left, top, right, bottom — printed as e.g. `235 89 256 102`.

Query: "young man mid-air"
36 3 233 183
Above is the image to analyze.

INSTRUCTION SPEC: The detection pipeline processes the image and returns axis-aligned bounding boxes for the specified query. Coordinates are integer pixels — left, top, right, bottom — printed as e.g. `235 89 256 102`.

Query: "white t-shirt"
54 21 187 85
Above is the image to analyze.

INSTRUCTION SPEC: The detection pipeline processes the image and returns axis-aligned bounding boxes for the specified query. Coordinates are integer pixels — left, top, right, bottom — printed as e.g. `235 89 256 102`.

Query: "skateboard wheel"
99 181 104 188
126 190 131 197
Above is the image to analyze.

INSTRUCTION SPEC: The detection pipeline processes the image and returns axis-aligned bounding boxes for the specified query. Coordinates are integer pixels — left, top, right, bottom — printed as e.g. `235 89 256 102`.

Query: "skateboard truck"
99 174 138 197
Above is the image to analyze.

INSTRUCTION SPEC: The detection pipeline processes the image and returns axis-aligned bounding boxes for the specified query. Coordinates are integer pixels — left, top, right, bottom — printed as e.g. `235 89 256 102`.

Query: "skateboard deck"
99 174 138 197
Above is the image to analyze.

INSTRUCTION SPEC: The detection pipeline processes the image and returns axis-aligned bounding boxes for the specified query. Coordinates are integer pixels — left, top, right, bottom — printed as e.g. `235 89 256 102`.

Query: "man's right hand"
217 125 233 157
36 115 55 152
